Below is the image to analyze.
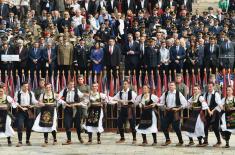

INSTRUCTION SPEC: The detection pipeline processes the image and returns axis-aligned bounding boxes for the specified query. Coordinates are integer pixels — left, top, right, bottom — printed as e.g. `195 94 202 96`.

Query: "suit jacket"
54 0 65 12
0 3 9 19
73 45 90 68
145 46 160 68
219 41 234 68
180 0 192 12
106 0 119 13
209 26 223 35
80 1 96 15
122 0 136 14
123 41 140 66
29 48 42 63
136 0 149 12
138 42 147 66
170 46 186 67
16 46 29 68
197 45 205 66
204 43 220 67
42 47 57 65
104 44 121 67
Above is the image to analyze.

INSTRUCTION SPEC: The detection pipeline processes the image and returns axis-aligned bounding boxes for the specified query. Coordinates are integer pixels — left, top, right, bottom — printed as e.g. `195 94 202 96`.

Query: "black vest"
17 91 32 105
42 92 55 104
165 90 181 107
192 94 203 108
141 94 153 106
205 91 218 110
120 90 132 101
62 88 80 103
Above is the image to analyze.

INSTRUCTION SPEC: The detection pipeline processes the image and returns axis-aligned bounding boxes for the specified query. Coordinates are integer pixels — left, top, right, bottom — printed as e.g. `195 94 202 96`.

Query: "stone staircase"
192 0 219 12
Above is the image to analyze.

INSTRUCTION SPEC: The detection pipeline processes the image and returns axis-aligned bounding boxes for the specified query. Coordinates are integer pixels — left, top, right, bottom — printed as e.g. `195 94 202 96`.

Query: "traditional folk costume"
60 88 87 144
204 90 222 146
183 94 209 146
0 95 17 146
83 91 109 144
32 92 65 145
135 93 159 145
112 88 138 143
160 90 188 146
15 90 38 146
220 96 235 148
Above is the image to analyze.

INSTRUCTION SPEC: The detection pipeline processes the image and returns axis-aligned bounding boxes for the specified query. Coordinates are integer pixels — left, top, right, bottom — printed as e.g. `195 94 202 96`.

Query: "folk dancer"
220 86 235 148
112 80 138 144
183 85 210 147
83 83 110 144
15 81 39 147
32 83 66 147
0 85 17 146
203 82 222 147
60 80 88 145
159 81 188 146
135 85 160 146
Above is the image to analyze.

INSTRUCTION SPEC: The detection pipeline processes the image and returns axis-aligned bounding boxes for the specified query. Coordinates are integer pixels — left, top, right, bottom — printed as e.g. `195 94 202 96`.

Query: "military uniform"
176 83 188 97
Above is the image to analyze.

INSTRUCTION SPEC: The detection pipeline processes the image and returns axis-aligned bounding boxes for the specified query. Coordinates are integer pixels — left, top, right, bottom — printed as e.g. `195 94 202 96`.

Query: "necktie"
109 46 112 55
226 42 229 50
48 49 51 61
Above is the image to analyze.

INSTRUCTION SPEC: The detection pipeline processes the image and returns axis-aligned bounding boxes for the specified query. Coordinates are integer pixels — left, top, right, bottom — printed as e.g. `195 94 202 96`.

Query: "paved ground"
0 132 235 155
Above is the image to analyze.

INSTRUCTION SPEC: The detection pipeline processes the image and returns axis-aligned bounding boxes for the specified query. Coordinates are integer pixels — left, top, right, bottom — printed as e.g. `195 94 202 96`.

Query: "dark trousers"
161 111 183 143
44 131 57 142
204 111 221 143
117 107 136 140
142 133 157 143
221 131 231 141
63 107 83 141
88 132 101 142
16 111 34 143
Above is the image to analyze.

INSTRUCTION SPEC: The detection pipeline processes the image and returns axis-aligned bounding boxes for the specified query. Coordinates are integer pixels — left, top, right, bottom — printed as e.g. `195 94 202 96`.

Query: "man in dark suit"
96 0 107 12
138 36 147 84
136 0 149 12
42 42 57 78
106 0 119 13
74 18 89 37
29 42 42 80
0 2 9 19
104 37 122 84
146 38 160 86
204 37 220 74
165 0 177 9
73 39 90 75
180 0 192 12
14 39 29 80
219 36 234 69
123 34 140 74
80 0 96 15
170 39 186 74
0 43 15 79
122 0 136 14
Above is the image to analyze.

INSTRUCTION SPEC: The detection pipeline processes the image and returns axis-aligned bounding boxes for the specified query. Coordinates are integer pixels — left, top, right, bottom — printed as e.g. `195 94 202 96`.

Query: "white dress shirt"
135 93 159 108
204 90 222 112
160 47 170 65
59 88 84 103
113 88 138 105
14 90 38 106
160 90 188 108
